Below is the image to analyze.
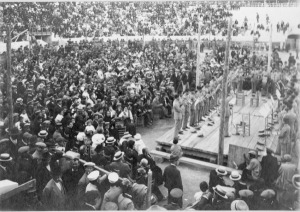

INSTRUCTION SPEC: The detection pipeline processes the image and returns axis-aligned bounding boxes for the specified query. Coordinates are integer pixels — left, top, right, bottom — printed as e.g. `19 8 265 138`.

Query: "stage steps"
150 150 242 175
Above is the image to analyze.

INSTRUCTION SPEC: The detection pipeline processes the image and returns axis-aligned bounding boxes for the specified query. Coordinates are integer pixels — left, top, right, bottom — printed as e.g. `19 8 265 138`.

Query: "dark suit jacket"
260 154 279 184
42 179 67 210
163 164 183 191
171 74 181 90
209 170 226 192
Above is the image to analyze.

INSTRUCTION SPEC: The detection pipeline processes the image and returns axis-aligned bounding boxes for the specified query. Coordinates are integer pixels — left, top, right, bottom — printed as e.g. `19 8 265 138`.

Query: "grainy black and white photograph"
0 0 299 210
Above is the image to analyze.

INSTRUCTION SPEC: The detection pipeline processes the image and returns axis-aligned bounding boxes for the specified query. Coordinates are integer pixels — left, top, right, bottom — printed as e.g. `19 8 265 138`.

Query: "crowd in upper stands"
0 1 299 211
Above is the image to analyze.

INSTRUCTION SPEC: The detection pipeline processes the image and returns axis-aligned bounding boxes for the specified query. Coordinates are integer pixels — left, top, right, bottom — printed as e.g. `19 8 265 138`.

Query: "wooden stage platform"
155 92 279 165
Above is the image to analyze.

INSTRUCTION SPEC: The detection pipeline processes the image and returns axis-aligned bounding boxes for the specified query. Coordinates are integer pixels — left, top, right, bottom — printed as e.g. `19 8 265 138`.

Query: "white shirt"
134 139 146 155
55 180 62 191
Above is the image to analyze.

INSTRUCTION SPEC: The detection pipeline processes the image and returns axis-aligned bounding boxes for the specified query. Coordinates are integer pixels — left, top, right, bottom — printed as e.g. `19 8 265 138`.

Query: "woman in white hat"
229 171 247 197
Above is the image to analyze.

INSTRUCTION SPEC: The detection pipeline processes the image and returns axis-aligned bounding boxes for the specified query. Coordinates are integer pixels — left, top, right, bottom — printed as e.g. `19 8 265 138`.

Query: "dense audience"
0 1 299 211
2 1 295 39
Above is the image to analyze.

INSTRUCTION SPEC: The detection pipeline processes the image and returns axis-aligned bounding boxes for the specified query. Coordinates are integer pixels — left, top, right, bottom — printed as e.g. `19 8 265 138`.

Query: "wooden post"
196 18 201 87
267 24 272 73
6 26 13 131
218 18 232 165
146 170 153 209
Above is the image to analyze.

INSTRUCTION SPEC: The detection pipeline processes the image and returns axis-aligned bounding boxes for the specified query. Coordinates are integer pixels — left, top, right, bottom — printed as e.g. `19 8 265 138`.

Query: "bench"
150 150 242 175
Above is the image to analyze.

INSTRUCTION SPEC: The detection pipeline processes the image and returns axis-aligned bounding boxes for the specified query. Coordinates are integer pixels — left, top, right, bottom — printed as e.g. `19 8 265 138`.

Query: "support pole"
6 26 13 131
218 18 232 165
196 18 201 87
146 170 153 209
267 24 272 73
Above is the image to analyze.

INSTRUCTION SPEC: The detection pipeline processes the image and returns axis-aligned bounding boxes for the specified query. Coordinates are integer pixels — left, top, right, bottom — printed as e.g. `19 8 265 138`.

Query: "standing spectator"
108 151 132 179
278 116 291 157
42 164 67 210
163 155 183 207
101 172 122 210
260 148 279 187
173 94 183 140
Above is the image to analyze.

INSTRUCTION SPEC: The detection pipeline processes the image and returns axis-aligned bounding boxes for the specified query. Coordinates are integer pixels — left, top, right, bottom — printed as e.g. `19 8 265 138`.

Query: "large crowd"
0 1 300 211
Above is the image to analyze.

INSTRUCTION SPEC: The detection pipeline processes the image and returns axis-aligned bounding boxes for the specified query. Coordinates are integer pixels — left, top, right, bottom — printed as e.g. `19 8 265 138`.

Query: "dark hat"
169 154 179 163
7 127 20 136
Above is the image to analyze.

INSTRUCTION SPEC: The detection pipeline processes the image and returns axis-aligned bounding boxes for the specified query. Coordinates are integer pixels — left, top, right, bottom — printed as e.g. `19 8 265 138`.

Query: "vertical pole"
196 17 201 87
267 24 272 73
218 18 232 165
146 170 153 209
6 26 13 131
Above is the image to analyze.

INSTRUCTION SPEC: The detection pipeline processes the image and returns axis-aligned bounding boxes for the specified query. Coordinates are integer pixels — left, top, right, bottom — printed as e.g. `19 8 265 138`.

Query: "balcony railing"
30 26 52 36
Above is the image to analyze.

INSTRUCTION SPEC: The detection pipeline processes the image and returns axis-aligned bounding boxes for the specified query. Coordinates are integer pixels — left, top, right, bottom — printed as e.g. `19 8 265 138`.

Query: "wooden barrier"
150 150 242 175
0 179 36 202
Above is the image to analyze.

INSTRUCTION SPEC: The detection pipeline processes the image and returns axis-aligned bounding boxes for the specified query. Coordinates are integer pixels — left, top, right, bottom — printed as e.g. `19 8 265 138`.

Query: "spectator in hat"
163 154 183 207
278 116 291 157
121 178 148 210
108 151 132 179
42 163 67 210
260 148 279 187
35 152 52 200
231 200 249 210
53 122 64 143
103 137 119 162
16 146 34 184
257 189 278 210
62 154 84 209
77 162 95 207
0 153 15 181
6 127 22 159
83 170 105 210
117 192 135 210
209 166 227 192
32 142 48 160
230 171 247 196
163 188 183 210
101 172 122 210
238 189 254 209
241 150 262 181
275 154 297 204
211 185 231 210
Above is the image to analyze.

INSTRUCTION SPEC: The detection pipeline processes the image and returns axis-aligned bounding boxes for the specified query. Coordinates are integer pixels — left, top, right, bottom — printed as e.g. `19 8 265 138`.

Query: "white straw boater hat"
216 166 228 176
